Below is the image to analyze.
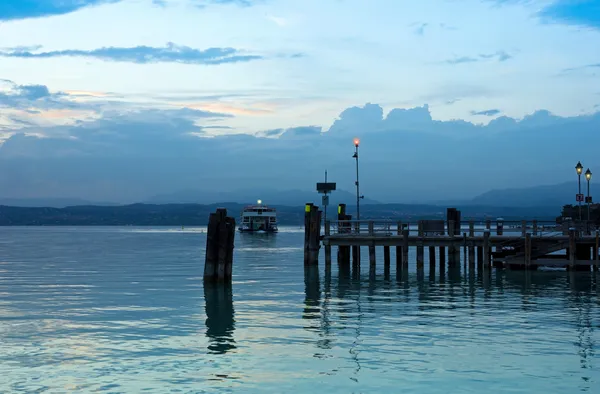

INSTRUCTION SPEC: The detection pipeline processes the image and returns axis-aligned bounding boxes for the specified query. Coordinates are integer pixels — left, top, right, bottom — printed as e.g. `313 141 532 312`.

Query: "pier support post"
525 232 532 269
468 222 475 268
593 230 600 272
204 208 236 283
482 230 490 272
485 220 491 232
496 219 503 236
402 229 409 269
569 228 576 270
384 245 391 272
324 220 332 266
417 221 424 269
439 246 446 272
521 220 527 237
448 219 456 267
352 219 360 267
304 203 321 266
396 221 403 271
533 220 538 236
429 246 436 272
337 204 351 267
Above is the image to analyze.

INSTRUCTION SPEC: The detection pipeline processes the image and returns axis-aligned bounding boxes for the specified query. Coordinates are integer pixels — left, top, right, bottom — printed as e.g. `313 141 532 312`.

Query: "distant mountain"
0 197 119 208
146 188 379 206
468 181 598 207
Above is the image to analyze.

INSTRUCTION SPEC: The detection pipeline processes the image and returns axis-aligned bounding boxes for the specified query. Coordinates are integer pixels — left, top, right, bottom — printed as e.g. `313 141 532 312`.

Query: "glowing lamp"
576 161 583 175
585 169 592 181
353 138 360 147
257 199 262 204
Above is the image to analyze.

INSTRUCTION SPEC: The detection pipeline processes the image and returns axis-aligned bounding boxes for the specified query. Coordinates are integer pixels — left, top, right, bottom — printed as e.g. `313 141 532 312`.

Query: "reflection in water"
204 282 236 354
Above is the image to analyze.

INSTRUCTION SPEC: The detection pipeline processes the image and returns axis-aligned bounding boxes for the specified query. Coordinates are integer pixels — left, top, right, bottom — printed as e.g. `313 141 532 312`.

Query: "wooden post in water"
337 204 350 266
417 221 424 269
485 220 491 232
525 232 532 269
324 220 332 266
304 203 321 266
496 219 503 236
521 220 527 237
448 219 456 266
533 220 538 236
429 246 436 272
384 245 391 270
204 208 236 283
352 219 360 267
593 230 600 271
569 228 576 270
402 229 409 269
482 230 490 272
468 221 475 268
396 221 403 270
439 245 446 272
368 221 376 268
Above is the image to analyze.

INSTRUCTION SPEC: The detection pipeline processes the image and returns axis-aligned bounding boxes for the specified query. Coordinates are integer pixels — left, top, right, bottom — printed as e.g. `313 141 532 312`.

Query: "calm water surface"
1 226 599 393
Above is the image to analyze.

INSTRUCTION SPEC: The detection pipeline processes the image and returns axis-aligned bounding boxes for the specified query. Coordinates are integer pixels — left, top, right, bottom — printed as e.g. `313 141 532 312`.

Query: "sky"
0 0 599 204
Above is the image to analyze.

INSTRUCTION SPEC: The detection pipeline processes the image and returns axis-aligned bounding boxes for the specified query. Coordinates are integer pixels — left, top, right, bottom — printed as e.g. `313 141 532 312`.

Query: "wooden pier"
305 203 600 272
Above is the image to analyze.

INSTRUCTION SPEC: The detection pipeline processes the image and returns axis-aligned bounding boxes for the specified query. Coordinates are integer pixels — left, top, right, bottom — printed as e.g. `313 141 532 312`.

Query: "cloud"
2 102 600 204
445 50 512 65
471 109 501 116
0 0 120 21
562 63 600 73
0 43 264 66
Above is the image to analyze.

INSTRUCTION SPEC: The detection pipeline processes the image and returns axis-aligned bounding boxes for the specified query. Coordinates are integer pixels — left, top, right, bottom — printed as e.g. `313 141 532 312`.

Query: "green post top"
305 203 313 213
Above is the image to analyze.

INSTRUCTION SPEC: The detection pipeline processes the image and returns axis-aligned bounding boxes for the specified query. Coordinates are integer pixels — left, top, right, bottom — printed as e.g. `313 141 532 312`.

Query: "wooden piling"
304 204 321 266
533 220 538 236
396 221 403 270
525 232 532 269
417 221 424 269
337 204 351 266
485 220 491 232
468 222 475 267
595 230 599 272
384 245 391 269
204 208 235 283
521 220 527 237
496 220 503 236
569 228 576 270
439 246 446 271
482 230 490 272
324 220 332 266
448 219 456 266
402 229 409 268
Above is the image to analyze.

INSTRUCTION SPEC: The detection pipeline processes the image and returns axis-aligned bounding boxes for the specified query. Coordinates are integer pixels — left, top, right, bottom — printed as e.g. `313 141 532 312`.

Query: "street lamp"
585 168 592 222
352 138 364 220
576 161 583 221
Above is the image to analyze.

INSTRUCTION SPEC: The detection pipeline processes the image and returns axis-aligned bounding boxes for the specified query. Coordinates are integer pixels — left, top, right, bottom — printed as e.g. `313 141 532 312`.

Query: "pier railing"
327 219 564 237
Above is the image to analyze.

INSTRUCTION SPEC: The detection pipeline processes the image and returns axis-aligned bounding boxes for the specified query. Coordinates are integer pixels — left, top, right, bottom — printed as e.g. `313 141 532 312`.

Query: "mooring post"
595 230 599 272
304 203 314 265
384 245 391 276
352 220 360 267
416 221 424 269
324 220 332 266
533 220 538 236
367 221 376 268
429 245 436 272
485 220 491 232
483 230 490 272
448 219 456 266
204 208 235 283
496 219 503 236
439 245 446 271
396 221 403 270
521 220 527 237
468 221 475 267
525 232 532 269
306 204 321 266
337 204 350 266
402 229 409 269
569 228 576 270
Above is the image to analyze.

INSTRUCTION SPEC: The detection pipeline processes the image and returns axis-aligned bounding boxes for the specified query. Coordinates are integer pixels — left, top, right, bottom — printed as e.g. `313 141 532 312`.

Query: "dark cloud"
0 43 264 66
0 0 120 21
2 102 600 204
471 109 501 116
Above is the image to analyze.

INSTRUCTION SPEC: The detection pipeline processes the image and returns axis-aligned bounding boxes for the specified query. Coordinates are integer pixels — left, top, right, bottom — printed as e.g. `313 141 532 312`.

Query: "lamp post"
576 161 583 221
586 168 592 222
352 138 364 220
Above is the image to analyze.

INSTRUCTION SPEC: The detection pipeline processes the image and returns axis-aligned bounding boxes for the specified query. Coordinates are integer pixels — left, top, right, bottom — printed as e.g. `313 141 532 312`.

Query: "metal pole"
578 173 582 221
355 144 360 220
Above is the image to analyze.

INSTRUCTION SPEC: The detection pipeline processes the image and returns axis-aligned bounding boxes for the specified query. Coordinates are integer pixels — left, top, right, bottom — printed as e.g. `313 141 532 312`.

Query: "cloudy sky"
0 0 599 204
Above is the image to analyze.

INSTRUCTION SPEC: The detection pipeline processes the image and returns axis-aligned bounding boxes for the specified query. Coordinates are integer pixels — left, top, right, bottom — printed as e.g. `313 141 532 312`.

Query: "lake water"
1 226 599 393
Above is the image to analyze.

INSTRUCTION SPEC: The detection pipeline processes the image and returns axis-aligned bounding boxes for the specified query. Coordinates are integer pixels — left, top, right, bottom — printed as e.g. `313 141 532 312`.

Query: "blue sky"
0 0 598 138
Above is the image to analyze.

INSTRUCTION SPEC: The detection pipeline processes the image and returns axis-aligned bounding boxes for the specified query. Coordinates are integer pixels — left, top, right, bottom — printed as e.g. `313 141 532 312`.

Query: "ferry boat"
238 200 278 233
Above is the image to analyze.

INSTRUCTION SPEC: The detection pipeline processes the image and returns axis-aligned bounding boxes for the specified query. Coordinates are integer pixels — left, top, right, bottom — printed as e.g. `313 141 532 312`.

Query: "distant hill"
146 188 379 206
0 197 119 208
467 181 599 207
0 202 560 226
